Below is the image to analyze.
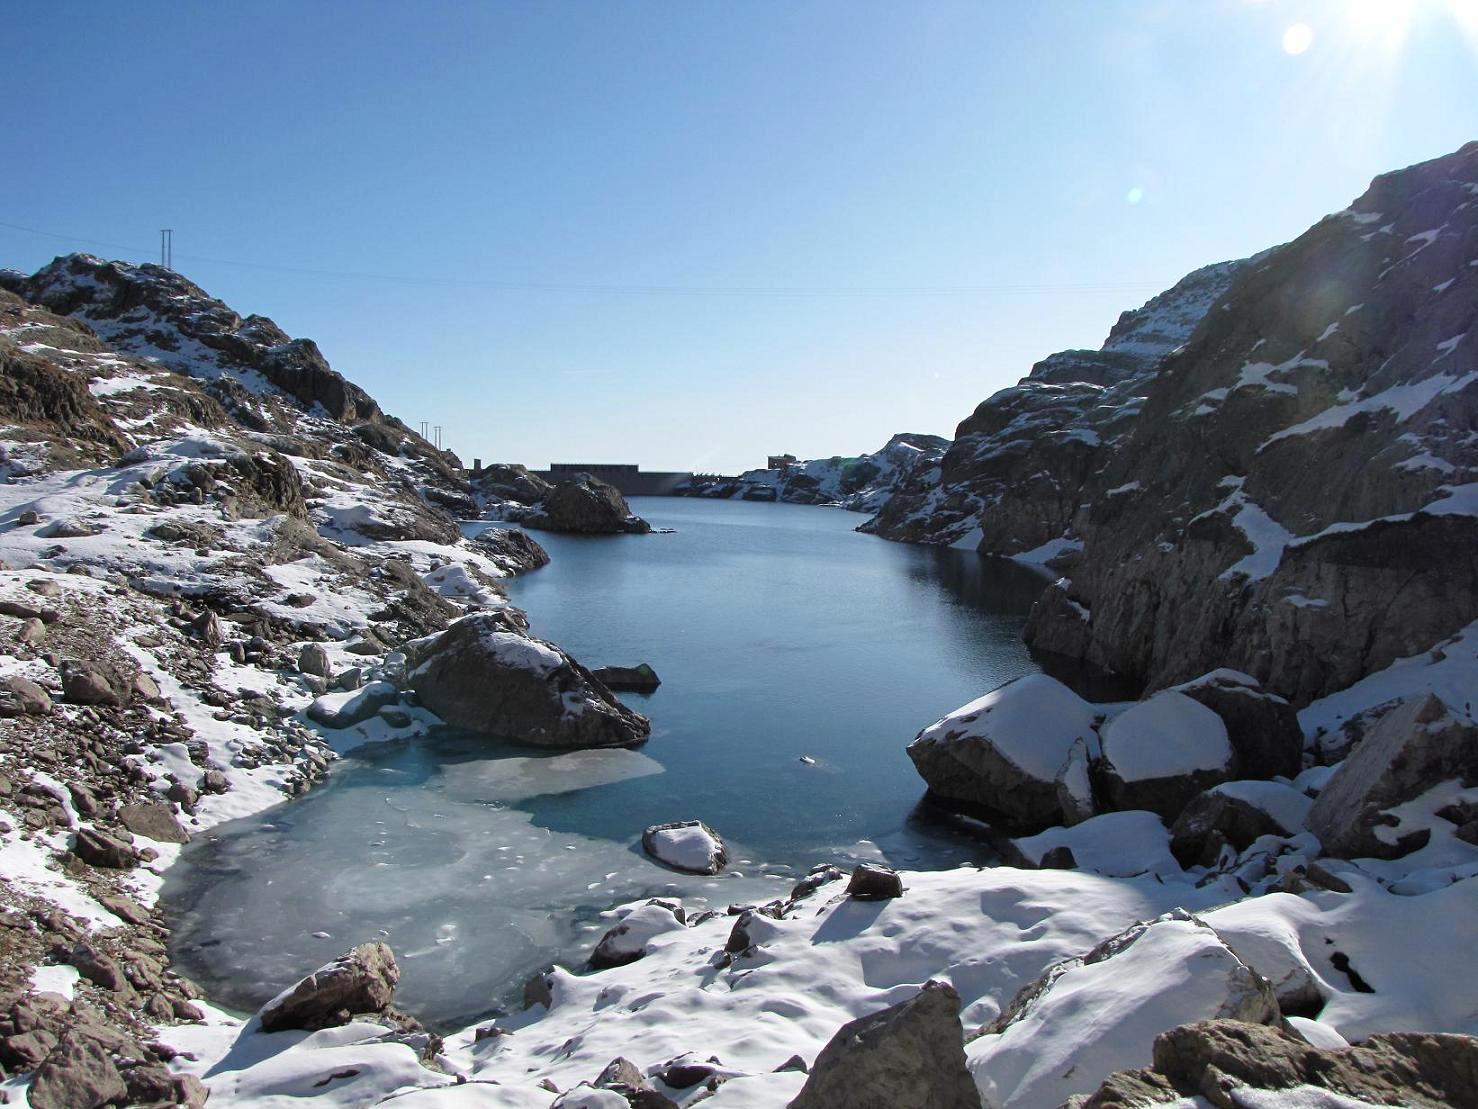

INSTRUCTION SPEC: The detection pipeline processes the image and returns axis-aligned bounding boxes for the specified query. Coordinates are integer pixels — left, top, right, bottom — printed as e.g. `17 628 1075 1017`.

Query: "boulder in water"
410 612 651 749
641 820 726 874
257 942 399 1032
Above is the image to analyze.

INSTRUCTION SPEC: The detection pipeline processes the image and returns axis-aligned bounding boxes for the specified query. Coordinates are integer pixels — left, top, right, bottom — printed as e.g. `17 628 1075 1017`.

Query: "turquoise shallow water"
164 499 1061 1027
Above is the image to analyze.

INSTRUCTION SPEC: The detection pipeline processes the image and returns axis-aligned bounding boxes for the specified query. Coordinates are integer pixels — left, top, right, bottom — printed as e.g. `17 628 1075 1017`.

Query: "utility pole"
434 425 443 451
159 229 173 270
419 420 429 440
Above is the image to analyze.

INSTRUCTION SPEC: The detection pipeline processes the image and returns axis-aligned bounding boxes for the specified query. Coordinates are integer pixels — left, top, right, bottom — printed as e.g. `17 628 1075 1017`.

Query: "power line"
0 218 1164 299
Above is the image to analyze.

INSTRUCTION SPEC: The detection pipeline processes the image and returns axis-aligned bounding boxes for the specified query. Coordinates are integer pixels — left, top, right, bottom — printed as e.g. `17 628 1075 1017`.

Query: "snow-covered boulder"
589 900 688 969
907 674 1100 833
1306 694 1478 858
1009 810 1180 879
791 980 981 1109
409 612 651 749
966 911 1281 1108
1098 691 1235 821
1174 669 1303 780
1170 780 1313 868
641 820 727 875
257 943 399 1033
305 681 399 728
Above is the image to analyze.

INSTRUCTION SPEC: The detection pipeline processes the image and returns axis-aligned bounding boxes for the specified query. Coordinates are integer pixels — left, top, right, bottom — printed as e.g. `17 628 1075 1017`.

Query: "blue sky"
5 1 1476 473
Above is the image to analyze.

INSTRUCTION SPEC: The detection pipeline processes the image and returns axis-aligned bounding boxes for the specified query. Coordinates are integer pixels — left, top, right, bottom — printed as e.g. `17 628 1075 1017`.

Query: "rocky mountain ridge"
676 432 950 511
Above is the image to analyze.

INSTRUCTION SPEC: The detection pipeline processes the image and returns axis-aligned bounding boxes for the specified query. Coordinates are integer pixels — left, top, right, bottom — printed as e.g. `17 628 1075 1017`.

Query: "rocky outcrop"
1076 1019 1478 1109
789 980 982 1109
6 254 384 424
409 611 651 748
907 674 1101 833
968 912 1282 1109
1305 694 1478 858
1173 671 1302 780
257 942 400 1033
473 463 553 506
522 473 652 535
471 526 551 575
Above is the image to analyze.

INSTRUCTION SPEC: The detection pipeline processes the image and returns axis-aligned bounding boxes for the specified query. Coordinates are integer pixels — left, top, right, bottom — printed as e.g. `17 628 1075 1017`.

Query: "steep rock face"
864 261 1247 549
678 433 950 512
1025 142 1478 703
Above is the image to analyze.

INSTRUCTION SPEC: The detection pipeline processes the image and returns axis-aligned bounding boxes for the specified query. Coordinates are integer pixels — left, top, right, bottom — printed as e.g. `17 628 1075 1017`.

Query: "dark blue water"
501 498 1046 862
165 499 1054 1026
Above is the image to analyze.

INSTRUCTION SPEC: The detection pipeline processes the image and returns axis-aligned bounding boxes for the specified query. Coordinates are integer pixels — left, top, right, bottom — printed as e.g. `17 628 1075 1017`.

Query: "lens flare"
1282 22 1316 54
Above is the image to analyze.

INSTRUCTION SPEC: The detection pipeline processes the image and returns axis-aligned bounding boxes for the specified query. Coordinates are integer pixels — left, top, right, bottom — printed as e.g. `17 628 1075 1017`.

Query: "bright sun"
1278 0 1478 56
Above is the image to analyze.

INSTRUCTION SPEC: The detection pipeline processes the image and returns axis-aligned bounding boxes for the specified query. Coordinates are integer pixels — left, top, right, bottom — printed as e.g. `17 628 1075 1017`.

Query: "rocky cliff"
863 259 1249 550
1027 142 1478 704
869 142 1478 707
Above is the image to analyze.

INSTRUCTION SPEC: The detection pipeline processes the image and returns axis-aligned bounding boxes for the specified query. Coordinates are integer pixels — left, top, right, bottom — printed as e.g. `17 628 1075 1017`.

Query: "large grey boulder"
1098 692 1236 821
1306 694 1478 858
1076 1019 1478 1109
968 911 1281 1109
258 942 399 1032
117 801 189 844
409 612 650 748
907 674 1101 833
523 473 652 535
27 1029 128 1109
789 980 982 1109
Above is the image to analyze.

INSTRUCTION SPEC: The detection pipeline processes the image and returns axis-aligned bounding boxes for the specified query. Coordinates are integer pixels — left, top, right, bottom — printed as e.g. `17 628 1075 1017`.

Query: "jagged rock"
409 612 650 749
595 1057 646 1090
71 827 138 869
846 863 904 900
591 663 661 693
27 1028 128 1109
522 473 652 535
1098 692 1235 821
258 942 399 1032
59 661 123 706
472 526 551 575
1170 782 1312 867
790 980 981 1109
0 676 52 717
641 821 726 874
1055 735 1097 826
907 674 1101 833
968 911 1281 1108
190 610 224 647
68 942 132 995
117 801 189 844
130 672 162 703
1306 694 1478 858
1174 671 1303 780
590 901 687 969
1077 1019 1478 1109
473 463 553 506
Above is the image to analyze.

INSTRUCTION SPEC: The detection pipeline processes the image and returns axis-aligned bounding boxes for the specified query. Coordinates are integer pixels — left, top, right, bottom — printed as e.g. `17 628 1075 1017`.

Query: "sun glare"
1282 22 1315 54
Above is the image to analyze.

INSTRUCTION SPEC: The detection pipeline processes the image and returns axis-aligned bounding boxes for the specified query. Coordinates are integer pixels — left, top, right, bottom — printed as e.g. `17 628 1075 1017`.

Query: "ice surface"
164 739 785 1027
